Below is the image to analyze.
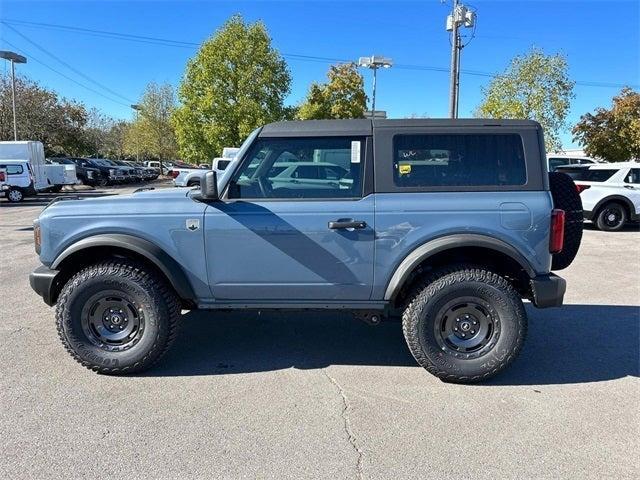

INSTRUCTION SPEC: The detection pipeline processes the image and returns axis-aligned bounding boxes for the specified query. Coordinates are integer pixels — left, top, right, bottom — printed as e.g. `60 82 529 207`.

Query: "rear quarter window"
571 169 618 182
0 164 24 175
393 133 526 187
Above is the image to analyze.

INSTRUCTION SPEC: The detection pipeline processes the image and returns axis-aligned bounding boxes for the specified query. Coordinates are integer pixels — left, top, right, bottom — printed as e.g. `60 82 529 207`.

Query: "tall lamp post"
131 103 164 175
131 104 141 162
0 51 27 140
358 55 393 119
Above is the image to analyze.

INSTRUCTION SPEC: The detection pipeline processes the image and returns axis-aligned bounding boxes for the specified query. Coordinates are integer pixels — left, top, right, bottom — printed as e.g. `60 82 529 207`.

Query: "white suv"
560 163 640 231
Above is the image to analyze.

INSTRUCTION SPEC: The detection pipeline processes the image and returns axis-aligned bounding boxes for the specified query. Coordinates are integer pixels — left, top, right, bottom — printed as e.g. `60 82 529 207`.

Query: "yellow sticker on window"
399 164 411 175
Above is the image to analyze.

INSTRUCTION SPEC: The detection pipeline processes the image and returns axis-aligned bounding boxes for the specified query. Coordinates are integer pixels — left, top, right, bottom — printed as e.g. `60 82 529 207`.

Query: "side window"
548 158 566 171
228 137 364 199
586 169 617 182
624 168 640 184
393 134 526 187
2 165 24 175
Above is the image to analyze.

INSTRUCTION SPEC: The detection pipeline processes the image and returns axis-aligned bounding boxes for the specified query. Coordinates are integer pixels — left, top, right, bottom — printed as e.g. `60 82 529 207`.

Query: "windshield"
91 159 115 167
217 127 261 190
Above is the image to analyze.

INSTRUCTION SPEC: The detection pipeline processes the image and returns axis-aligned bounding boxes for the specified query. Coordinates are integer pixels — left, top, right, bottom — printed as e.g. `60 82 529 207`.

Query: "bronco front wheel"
55 260 180 374
402 266 527 383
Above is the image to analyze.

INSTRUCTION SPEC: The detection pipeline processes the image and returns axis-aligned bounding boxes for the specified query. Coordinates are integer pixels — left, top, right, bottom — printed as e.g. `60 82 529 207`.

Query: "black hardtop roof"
259 118 541 137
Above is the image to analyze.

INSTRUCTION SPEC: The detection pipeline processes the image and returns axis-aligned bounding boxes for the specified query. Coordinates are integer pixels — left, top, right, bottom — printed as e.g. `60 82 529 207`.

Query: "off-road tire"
55 260 180 374
549 172 583 270
402 266 527 384
595 202 627 231
6 187 24 203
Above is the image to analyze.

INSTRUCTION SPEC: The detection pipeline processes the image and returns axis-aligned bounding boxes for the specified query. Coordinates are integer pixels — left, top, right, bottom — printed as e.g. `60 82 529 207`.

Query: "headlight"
109 169 116 176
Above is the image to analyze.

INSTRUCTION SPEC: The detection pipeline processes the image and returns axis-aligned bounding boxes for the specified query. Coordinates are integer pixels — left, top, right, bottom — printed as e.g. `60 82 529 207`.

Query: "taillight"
0 171 5 182
170 170 180 179
576 184 590 194
550 209 565 254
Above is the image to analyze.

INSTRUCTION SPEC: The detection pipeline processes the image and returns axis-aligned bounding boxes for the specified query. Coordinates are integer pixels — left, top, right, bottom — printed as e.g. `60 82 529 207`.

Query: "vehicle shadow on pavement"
147 304 639 385
488 304 639 386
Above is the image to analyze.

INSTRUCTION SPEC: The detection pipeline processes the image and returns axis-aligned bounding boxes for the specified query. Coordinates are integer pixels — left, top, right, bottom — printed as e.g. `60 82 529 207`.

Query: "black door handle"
624 185 634 189
328 220 367 229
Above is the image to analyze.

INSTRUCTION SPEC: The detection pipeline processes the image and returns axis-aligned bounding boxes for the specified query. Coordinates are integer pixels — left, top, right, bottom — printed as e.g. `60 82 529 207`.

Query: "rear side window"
625 169 640 184
570 169 617 182
393 134 526 187
0 164 24 175
548 158 568 171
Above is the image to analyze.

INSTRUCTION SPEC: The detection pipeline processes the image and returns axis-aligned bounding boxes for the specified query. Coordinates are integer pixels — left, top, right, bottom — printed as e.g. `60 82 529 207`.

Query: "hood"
39 187 192 217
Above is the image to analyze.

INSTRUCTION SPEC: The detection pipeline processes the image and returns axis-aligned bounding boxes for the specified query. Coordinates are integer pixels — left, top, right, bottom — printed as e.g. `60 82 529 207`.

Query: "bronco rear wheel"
402 266 527 383
55 260 180 374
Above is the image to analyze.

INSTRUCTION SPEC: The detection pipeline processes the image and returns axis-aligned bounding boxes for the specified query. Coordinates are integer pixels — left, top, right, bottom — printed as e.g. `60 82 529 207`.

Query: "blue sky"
1 0 638 148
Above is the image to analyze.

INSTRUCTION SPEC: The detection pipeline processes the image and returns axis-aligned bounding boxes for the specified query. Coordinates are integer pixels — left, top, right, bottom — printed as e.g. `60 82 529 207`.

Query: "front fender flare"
383 233 537 301
51 233 196 301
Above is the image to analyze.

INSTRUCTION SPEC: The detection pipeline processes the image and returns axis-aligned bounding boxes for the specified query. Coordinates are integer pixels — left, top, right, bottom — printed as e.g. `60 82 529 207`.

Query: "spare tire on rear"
549 172 583 270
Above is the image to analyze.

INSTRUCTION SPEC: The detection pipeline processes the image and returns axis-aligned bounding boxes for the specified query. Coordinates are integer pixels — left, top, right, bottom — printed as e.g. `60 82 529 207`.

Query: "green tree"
475 48 575 152
173 14 291 162
0 74 88 155
126 82 178 162
297 63 368 120
572 87 640 162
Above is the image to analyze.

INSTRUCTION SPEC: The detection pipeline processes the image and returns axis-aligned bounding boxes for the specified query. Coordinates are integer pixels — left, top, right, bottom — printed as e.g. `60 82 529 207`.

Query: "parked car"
548 154 598 172
560 162 640 231
0 141 49 193
145 161 169 176
0 167 9 198
49 157 103 186
0 160 37 202
268 161 349 191
83 158 128 184
125 161 158 181
29 119 582 383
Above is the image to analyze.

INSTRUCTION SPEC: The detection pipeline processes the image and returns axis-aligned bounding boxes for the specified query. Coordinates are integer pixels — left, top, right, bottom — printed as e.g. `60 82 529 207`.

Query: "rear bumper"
530 273 566 308
29 265 59 306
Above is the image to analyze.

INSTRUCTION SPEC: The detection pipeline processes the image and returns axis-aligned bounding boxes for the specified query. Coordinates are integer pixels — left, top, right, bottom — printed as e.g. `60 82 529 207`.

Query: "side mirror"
201 170 218 200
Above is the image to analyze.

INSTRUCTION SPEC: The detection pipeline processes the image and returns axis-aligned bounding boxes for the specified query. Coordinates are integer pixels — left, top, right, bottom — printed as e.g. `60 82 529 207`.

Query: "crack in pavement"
322 369 364 480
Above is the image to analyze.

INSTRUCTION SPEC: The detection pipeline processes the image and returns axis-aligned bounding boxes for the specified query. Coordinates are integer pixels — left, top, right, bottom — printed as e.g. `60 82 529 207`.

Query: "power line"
1 38 131 107
3 23 135 103
1 18 637 89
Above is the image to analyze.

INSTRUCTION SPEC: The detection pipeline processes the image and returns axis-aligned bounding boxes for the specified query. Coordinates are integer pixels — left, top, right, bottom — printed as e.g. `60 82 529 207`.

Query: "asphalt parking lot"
1 186 638 479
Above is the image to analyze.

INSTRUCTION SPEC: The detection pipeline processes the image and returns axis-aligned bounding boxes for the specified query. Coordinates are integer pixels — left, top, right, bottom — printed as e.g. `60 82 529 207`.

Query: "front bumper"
530 273 566 308
29 265 60 306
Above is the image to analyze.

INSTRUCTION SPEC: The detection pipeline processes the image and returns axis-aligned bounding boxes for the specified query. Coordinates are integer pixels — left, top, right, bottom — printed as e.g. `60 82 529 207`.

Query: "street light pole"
131 104 141 162
10 60 17 140
0 51 27 140
358 55 393 119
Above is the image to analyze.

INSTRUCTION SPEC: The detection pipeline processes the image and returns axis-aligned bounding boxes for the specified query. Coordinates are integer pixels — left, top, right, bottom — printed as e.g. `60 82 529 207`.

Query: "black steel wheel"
433 297 500 359
81 291 145 352
596 203 627 231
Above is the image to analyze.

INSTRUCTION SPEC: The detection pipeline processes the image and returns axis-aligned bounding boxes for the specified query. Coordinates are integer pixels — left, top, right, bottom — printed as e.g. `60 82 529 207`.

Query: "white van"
0 141 48 191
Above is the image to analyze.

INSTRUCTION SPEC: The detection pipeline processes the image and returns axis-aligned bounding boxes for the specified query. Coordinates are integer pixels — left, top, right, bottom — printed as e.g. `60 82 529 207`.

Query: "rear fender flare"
383 233 537 301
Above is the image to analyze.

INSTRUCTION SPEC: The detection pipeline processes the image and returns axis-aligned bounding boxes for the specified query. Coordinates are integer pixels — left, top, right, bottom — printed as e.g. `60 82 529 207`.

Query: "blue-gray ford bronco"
29 119 583 383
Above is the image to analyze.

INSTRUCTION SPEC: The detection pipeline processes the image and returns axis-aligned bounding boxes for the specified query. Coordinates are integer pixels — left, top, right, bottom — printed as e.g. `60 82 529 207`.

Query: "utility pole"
446 2 476 118
448 0 460 118
0 51 27 140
